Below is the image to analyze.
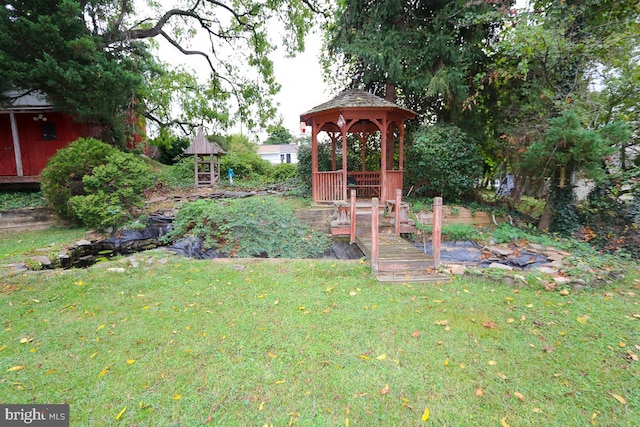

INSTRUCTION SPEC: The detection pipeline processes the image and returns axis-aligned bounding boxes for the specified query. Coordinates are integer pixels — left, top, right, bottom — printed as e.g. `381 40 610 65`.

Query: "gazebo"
300 89 416 204
184 127 226 187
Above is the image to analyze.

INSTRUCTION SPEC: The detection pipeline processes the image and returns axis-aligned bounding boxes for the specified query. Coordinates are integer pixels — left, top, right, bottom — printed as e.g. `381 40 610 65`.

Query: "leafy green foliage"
269 163 298 182
40 138 119 220
157 157 196 188
220 152 271 181
264 125 294 145
40 138 153 231
326 0 509 135
579 167 640 258
167 197 331 258
405 124 484 200
296 142 334 196
149 130 191 165
68 151 154 232
0 191 46 210
0 0 316 138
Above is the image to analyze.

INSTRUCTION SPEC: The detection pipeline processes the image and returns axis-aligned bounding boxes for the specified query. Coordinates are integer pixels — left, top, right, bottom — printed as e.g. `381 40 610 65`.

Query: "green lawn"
1 249 639 426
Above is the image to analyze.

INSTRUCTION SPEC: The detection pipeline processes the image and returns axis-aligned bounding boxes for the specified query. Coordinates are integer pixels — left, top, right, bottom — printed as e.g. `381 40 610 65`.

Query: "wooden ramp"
356 233 449 284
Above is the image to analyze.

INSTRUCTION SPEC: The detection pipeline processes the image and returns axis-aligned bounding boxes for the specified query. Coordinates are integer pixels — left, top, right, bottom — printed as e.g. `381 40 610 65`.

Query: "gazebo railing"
315 170 344 202
347 171 381 198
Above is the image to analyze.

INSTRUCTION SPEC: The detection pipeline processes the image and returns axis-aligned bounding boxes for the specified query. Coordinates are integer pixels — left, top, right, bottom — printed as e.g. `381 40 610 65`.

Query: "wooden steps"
356 234 448 283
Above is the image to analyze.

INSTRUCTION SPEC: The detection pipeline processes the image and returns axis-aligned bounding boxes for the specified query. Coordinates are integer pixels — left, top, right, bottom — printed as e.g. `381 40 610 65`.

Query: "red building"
1 90 102 183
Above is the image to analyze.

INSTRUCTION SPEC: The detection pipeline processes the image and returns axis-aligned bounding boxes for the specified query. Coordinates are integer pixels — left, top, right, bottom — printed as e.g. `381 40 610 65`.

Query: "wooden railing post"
394 189 401 235
371 197 379 273
350 189 356 244
432 197 442 268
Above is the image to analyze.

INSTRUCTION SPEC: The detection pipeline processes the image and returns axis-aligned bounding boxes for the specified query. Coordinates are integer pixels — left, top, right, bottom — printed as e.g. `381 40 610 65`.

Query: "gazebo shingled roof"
184 127 226 155
301 88 416 119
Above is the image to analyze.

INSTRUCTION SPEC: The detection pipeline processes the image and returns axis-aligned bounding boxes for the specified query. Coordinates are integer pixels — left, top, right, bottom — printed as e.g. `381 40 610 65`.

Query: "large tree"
325 0 514 134
0 0 323 144
475 0 639 232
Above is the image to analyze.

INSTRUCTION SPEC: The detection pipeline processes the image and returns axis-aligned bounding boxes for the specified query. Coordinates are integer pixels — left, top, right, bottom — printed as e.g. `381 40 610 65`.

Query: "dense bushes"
40 138 154 231
405 124 484 201
166 197 331 258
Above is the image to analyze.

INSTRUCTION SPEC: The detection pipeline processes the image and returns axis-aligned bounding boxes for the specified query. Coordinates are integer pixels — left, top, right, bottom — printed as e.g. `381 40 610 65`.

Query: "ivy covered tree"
0 0 323 144
325 0 514 135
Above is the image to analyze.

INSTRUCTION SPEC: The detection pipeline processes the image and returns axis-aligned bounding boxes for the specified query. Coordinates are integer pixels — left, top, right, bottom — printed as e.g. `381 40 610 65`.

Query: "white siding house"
257 144 298 164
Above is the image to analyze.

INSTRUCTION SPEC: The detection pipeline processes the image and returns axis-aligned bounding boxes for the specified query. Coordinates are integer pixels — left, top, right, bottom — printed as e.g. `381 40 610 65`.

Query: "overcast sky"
271 30 330 139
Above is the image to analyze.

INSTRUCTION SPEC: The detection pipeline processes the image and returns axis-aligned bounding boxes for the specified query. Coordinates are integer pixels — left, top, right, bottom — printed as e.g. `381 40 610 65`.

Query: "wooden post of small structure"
371 197 379 273
432 197 443 268
394 189 402 235
350 189 357 244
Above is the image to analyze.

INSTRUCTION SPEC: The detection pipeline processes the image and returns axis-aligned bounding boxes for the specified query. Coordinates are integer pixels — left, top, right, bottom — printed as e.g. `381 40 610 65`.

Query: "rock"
76 239 92 246
5 263 28 272
534 266 558 275
528 243 545 251
553 276 571 284
488 262 513 270
485 246 515 257
107 267 126 273
31 256 51 266
449 264 465 275
544 251 565 262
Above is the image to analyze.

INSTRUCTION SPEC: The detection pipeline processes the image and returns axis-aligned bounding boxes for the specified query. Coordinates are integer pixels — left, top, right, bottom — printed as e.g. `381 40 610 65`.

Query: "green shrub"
405 124 484 200
220 152 271 181
40 138 117 220
40 138 154 231
158 157 196 188
0 191 46 210
167 196 332 258
68 151 154 231
269 163 298 182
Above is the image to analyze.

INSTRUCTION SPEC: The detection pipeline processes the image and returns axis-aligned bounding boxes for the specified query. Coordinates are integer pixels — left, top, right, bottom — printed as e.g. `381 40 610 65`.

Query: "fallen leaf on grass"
500 417 510 427
609 393 627 405
576 316 588 324
6 365 24 372
98 368 109 378
514 391 525 402
19 337 33 344
259 401 265 411
126 359 136 365
475 388 485 397
412 331 421 338
483 321 496 329
421 407 430 421
380 384 390 395
173 394 182 400
115 406 127 420
376 354 387 360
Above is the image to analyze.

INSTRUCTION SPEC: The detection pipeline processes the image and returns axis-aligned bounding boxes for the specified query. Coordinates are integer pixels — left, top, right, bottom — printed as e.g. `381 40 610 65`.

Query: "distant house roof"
184 127 226 155
300 88 416 119
1 89 52 112
257 144 298 155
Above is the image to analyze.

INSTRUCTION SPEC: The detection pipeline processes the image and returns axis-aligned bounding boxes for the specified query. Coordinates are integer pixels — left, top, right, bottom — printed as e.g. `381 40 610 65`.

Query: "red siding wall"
0 112 97 176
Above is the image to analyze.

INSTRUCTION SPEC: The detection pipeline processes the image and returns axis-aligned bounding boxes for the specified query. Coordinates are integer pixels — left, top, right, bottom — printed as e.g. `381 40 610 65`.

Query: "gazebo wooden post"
432 197 443 268
380 117 388 203
371 197 379 273
341 123 348 201
311 122 319 202
399 123 405 172
350 189 356 244
330 133 338 171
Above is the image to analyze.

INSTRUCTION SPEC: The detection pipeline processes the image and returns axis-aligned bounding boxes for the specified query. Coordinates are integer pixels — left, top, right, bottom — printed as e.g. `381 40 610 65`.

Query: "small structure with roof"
300 88 416 203
184 127 226 187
